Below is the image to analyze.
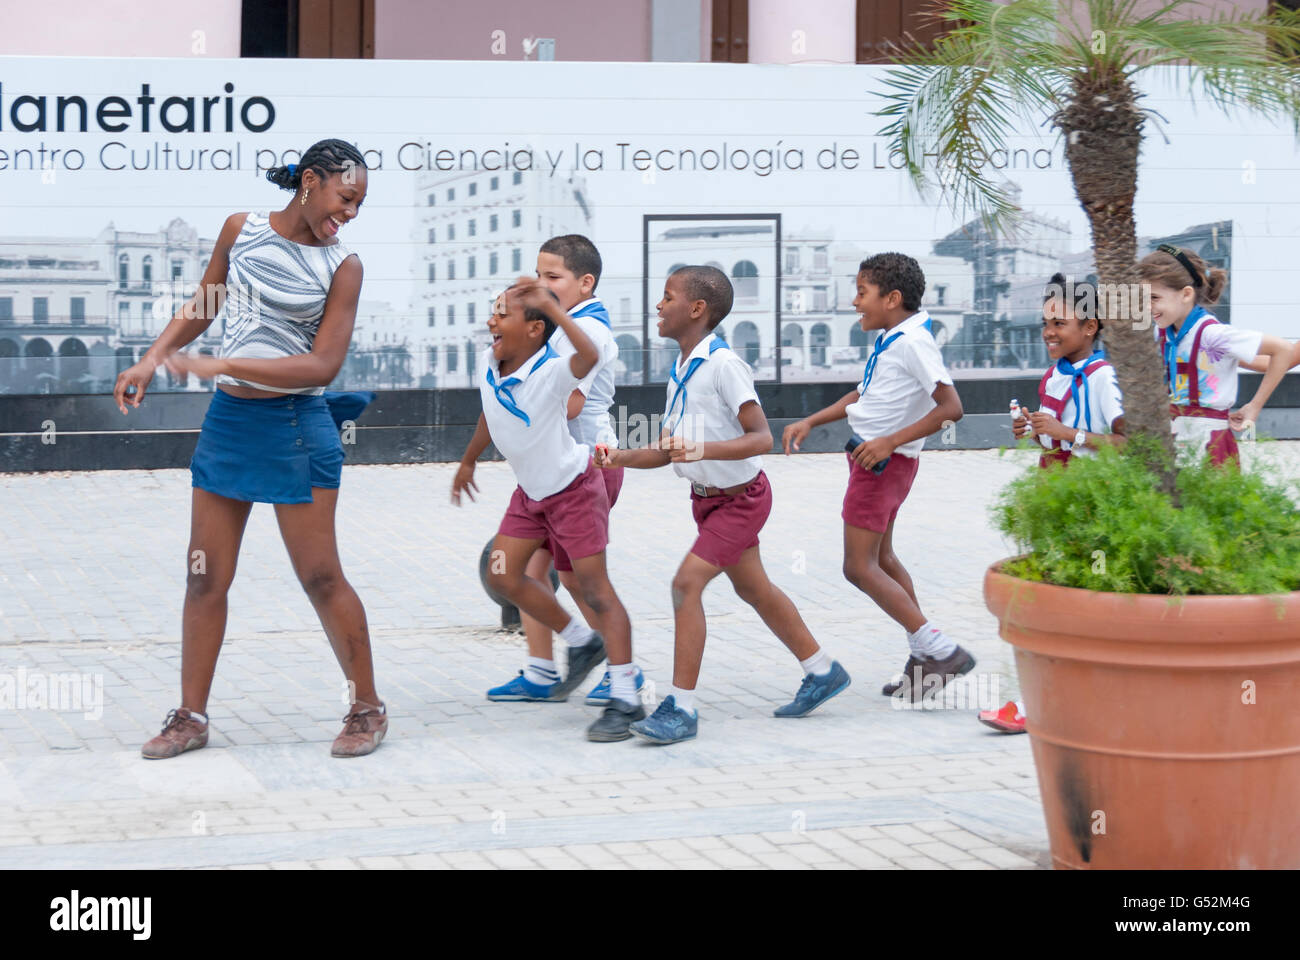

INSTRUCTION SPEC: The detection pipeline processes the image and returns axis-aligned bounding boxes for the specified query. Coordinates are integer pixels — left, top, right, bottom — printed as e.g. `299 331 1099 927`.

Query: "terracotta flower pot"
984 561 1300 869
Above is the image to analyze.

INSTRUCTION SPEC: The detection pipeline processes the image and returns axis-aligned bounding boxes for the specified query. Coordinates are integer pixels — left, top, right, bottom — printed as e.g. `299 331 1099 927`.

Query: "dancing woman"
114 138 388 759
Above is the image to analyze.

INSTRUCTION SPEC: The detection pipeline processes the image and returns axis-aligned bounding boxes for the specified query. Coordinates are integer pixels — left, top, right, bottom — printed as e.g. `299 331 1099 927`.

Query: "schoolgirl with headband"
113 139 390 760
596 266 848 744
1138 245 1292 465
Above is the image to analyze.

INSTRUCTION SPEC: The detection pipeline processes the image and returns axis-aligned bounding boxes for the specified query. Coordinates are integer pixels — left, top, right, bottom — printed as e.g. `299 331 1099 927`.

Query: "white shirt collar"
675 332 722 373
488 341 555 383
895 309 931 333
569 297 600 315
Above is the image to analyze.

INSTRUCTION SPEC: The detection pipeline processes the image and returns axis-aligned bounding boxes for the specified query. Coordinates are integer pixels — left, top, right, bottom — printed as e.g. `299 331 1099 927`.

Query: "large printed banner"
0 55 1296 395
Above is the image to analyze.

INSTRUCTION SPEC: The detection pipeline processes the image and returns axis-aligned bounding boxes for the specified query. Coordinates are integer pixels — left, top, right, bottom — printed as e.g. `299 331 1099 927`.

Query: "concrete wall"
0 0 242 57
374 0 654 61
0 0 1274 62
747 0 856 64
5 374 1299 472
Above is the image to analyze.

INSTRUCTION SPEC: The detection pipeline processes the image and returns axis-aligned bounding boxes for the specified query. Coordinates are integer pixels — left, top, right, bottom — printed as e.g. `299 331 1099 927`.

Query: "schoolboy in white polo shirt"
457 235 635 707
452 278 642 742
783 253 970 704
596 266 849 744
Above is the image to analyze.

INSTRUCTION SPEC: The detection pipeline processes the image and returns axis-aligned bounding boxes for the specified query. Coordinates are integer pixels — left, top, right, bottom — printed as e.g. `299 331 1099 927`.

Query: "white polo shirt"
845 310 953 458
480 342 588 500
1155 309 1262 410
1037 358 1125 459
548 298 619 452
662 333 763 489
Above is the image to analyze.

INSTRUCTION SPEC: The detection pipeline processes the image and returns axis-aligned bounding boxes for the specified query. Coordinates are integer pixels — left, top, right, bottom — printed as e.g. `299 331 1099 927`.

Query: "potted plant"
875 0 1300 867
986 445 1300 868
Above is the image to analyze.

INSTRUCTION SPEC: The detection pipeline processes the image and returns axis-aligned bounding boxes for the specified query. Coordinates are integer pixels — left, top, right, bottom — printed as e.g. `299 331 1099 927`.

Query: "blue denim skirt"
190 390 345 504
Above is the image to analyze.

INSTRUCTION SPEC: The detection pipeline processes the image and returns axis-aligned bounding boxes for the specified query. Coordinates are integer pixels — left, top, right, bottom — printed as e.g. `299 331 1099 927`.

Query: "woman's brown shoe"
141 708 209 759
331 702 388 758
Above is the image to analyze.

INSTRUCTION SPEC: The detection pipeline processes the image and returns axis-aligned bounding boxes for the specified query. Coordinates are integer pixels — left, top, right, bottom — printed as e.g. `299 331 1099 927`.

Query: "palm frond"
877 0 1080 233
1116 6 1300 122
874 0 1300 232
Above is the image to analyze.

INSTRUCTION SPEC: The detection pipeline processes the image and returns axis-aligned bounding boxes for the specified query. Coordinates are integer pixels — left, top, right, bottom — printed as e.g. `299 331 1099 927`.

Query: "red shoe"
978 700 1027 734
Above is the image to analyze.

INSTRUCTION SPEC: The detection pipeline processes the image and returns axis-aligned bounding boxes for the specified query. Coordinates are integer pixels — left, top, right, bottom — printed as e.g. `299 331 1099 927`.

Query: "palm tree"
877 0 1300 476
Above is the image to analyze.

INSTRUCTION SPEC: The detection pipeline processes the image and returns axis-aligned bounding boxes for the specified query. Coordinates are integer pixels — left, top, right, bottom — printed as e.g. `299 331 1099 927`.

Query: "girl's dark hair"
266 139 366 191
1044 272 1104 335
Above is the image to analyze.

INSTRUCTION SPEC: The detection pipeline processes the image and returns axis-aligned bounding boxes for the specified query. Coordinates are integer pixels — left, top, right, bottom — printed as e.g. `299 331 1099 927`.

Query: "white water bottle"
1010 399 1030 438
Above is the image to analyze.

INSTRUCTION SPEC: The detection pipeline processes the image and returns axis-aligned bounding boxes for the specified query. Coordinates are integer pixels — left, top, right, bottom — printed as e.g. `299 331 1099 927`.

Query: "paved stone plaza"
6 445 1291 870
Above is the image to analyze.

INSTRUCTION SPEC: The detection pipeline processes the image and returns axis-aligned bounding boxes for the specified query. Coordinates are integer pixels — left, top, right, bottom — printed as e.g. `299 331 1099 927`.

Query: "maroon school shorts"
546 465 624 571
688 471 772 569
841 452 920 533
499 460 610 566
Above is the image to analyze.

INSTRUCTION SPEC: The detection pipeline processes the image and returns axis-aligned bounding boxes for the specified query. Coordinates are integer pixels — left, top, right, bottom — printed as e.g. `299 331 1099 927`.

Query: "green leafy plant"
995 442 1300 595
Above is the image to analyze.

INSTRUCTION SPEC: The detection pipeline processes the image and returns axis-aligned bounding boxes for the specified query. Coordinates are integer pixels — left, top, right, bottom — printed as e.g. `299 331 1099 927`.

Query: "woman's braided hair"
265 139 366 191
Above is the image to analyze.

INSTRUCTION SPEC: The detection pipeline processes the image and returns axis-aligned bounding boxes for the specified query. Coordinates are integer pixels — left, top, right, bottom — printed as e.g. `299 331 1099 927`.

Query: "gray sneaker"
630 695 698 744
550 633 606 701
586 697 645 742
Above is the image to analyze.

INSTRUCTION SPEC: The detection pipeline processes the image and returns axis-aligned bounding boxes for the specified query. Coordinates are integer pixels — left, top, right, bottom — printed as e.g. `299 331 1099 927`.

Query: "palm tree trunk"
1058 71 1177 492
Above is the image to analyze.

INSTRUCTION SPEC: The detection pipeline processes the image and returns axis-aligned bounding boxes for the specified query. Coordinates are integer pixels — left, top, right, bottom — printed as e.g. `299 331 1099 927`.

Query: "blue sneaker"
773 660 851 717
486 670 563 702
585 665 645 706
629 695 698 744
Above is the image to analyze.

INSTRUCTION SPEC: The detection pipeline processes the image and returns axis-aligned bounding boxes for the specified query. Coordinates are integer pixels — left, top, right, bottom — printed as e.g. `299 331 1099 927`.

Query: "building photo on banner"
0 58 1292 396
2 8 1300 901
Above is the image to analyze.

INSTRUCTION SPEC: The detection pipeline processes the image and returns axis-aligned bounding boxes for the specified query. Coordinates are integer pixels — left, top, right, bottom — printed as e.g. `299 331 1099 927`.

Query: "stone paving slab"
2 444 1296 869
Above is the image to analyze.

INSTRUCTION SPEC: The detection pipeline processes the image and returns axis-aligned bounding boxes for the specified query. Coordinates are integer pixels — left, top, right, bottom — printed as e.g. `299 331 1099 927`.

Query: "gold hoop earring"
300 189 309 206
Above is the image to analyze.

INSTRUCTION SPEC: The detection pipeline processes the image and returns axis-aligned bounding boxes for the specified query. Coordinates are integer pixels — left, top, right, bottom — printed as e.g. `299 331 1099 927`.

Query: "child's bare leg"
567 551 632 664
670 553 726 689
723 546 819 661
877 518 919 607
519 548 556 660
487 535 573 633
557 569 605 635
842 524 926 633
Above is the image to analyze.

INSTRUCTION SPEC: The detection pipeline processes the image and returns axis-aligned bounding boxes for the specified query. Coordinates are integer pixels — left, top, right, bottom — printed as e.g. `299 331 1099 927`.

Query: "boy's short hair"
671 265 734 329
540 234 602 291
519 287 561 341
858 253 925 312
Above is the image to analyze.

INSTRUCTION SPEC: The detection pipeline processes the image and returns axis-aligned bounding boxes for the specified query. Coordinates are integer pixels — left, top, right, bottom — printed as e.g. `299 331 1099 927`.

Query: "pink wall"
375 0 653 61
746 0 855 64
0 0 242 57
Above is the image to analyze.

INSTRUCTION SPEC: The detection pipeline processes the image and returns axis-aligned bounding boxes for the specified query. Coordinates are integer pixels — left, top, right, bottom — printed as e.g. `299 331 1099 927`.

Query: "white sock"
799 649 834 677
608 662 639 706
670 685 696 715
560 617 594 647
185 708 208 725
907 622 957 659
524 658 559 686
